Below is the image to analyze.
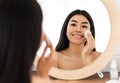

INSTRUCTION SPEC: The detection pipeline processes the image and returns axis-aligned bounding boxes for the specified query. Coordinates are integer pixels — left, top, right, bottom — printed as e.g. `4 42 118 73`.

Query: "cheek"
66 28 71 40
66 29 69 38
66 27 72 36
83 28 91 33
66 26 69 33
67 26 74 33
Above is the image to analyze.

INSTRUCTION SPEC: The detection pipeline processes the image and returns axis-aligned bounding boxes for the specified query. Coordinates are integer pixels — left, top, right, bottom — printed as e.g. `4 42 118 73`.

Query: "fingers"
37 45 50 77
45 36 53 50
43 32 53 50
37 45 48 68
37 47 56 78
85 31 94 43
39 31 53 56
85 31 95 48
37 40 55 67
40 45 48 59
37 31 56 77
82 31 95 56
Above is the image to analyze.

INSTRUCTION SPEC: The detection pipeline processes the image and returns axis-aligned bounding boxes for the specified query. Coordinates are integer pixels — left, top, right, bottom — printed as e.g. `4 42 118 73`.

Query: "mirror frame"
48 0 120 80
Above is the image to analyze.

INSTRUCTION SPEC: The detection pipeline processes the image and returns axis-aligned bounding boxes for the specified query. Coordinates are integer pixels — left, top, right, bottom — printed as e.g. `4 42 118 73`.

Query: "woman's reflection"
53 9 101 70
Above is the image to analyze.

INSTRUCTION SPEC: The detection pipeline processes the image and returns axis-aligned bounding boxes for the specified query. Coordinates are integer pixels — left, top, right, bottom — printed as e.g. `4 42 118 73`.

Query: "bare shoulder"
52 51 61 68
32 75 53 83
54 50 66 58
53 50 69 68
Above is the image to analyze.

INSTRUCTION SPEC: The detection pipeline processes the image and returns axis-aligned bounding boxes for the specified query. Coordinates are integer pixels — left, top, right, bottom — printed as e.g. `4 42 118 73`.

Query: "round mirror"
36 0 120 80
38 0 110 52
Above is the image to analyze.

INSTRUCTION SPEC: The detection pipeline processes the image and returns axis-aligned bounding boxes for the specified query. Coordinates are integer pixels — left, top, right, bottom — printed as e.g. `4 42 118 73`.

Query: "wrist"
81 54 91 66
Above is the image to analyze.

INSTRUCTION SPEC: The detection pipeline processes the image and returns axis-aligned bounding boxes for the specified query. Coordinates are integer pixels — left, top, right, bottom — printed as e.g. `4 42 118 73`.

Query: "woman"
54 9 101 70
0 0 55 83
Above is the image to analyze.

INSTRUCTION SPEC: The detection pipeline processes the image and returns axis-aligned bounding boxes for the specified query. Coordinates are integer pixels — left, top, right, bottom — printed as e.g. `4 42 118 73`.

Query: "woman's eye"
82 25 87 28
71 23 76 27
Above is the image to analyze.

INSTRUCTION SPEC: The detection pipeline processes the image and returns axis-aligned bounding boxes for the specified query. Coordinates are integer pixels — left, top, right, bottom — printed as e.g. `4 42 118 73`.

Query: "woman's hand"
82 31 95 66
37 32 57 78
37 46 54 78
42 32 53 49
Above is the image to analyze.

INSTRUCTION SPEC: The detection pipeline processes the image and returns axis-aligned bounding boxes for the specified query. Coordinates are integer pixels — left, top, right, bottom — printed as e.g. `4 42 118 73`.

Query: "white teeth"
73 34 82 38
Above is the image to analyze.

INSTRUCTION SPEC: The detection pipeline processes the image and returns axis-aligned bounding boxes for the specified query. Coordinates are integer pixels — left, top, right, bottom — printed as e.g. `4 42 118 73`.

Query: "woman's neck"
63 42 84 57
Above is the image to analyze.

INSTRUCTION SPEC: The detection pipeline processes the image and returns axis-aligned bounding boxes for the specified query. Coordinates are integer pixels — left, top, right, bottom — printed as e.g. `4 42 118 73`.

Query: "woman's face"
66 15 90 45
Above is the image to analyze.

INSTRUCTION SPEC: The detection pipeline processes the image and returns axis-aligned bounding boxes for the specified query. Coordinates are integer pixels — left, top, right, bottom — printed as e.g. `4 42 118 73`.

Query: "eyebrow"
70 20 78 23
81 22 89 24
70 20 89 25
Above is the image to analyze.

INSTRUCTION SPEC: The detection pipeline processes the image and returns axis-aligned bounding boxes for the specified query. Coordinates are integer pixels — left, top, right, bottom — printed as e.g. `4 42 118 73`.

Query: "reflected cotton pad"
84 30 91 38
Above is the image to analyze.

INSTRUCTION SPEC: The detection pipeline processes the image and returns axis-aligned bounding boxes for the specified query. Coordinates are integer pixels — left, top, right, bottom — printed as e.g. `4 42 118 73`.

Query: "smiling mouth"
72 34 84 39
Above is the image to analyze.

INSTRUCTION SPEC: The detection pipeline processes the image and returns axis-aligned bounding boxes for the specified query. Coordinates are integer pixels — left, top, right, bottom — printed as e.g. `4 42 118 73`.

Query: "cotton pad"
84 30 91 38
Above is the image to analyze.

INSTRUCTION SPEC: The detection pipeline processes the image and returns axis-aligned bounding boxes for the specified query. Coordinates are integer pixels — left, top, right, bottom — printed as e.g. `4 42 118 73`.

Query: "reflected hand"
82 31 95 66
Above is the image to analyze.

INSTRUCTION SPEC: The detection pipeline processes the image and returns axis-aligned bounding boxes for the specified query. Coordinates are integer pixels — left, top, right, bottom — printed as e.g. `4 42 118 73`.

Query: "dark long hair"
0 1 43 83
56 9 96 51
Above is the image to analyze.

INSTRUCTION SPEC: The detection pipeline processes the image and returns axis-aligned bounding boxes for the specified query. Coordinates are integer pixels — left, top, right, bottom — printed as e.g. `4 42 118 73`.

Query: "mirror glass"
37 0 110 67
34 0 120 80
37 0 110 70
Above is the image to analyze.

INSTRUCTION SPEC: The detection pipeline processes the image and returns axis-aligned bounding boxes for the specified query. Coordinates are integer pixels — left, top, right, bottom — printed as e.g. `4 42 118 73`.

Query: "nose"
76 27 82 33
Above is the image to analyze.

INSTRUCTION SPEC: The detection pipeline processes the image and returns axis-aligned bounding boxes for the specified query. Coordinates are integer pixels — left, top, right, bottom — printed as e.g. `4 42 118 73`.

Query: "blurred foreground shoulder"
32 75 53 83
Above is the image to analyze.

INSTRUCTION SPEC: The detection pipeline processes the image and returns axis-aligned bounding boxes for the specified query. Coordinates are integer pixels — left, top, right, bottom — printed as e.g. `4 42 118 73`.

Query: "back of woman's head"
0 0 43 83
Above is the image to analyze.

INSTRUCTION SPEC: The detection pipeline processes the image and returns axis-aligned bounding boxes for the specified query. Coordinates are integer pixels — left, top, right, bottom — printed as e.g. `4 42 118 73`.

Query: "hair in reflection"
56 9 96 51
0 0 43 83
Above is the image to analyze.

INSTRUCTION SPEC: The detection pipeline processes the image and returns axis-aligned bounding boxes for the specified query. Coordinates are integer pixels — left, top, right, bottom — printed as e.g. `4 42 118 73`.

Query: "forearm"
81 55 92 67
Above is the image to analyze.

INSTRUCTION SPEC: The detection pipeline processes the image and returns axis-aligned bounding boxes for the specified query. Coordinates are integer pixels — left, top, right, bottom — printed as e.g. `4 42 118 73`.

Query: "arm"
32 32 57 83
81 31 96 66
36 32 57 78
